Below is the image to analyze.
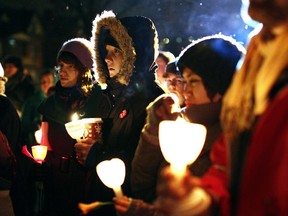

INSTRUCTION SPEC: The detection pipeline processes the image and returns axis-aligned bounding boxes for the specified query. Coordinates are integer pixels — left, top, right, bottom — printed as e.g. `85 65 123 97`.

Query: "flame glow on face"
182 67 211 107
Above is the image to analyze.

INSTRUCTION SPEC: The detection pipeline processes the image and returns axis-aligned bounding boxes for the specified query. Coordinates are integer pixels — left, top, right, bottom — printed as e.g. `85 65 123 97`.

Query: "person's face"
40 74 54 96
3 63 18 78
248 0 288 27
155 57 167 82
182 67 212 107
165 73 184 93
57 61 79 88
104 45 123 78
164 72 185 103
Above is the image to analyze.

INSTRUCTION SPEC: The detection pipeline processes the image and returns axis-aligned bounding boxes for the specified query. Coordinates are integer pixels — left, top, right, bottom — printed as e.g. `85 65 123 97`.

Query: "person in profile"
155 51 175 89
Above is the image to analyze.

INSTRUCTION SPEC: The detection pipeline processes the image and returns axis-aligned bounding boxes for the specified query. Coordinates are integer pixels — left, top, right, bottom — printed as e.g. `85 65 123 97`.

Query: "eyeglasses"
165 78 185 86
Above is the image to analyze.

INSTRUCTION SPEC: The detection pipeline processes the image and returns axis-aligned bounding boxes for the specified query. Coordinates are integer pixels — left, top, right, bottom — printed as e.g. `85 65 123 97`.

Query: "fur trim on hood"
91 10 159 86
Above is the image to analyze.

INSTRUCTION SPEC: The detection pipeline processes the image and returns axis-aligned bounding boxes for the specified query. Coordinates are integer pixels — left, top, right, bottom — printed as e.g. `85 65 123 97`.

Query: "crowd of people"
0 0 287 215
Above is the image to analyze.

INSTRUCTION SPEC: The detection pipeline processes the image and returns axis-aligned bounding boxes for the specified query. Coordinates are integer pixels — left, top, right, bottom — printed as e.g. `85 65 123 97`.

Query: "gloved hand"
146 94 179 129
140 94 180 146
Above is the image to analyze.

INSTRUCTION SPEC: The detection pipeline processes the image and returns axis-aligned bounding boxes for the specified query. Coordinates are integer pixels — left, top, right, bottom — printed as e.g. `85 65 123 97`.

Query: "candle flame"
71 113 79 121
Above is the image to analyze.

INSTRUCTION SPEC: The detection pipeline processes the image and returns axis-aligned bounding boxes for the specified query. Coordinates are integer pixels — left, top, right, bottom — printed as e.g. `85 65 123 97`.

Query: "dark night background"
0 0 256 81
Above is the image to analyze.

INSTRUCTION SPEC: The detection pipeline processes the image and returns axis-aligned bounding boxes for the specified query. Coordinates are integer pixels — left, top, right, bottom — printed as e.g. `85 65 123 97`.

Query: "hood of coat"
91 10 159 86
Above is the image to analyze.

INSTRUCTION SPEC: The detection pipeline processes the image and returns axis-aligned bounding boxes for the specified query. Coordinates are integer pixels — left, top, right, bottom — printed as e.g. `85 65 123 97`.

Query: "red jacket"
201 86 288 216
237 86 288 216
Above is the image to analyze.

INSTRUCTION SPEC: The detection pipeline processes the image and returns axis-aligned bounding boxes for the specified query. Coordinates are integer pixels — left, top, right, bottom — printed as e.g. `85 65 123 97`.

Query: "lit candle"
96 158 125 197
71 112 79 122
31 145 48 164
158 117 207 178
65 113 85 142
34 129 42 144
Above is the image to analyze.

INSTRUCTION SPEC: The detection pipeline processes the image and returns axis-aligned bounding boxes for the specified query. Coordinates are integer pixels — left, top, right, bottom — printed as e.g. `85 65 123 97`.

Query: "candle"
96 158 126 197
31 145 48 164
65 113 85 142
158 117 207 178
71 112 79 121
34 129 42 144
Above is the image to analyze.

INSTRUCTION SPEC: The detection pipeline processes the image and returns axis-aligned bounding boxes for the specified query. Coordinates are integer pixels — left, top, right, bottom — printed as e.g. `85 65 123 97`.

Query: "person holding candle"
12 37 107 216
111 34 245 215
156 0 288 215
0 62 20 216
75 10 164 216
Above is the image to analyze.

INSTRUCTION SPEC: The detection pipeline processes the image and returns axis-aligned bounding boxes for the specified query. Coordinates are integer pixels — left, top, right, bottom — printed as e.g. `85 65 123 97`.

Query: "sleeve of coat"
131 124 164 203
200 134 230 216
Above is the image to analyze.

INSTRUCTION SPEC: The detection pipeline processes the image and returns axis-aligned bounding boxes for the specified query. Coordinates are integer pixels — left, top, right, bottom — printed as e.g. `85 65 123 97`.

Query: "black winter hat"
163 61 181 78
177 35 245 95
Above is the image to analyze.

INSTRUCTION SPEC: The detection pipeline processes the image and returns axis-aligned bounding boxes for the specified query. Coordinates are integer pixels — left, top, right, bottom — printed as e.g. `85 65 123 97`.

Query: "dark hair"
2 56 23 72
157 51 175 64
57 52 86 74
40 68 56 84
177 35 245 98
57 51 95 95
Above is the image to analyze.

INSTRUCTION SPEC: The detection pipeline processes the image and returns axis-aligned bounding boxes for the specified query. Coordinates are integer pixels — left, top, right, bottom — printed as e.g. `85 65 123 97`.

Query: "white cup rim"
81 118 103 123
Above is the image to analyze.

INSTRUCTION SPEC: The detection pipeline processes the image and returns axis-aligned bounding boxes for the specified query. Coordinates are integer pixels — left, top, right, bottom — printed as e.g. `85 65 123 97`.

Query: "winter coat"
200 60 288 216
5 71 35 113
83 11 164 216
0 95 20 216
22 82 107 216
21 90 46 146
0 95 20 188
131 101 222 203
0 95 21 155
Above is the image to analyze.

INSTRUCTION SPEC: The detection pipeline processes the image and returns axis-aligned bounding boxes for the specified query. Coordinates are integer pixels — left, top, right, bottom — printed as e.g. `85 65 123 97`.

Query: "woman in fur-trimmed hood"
91 10 162 96
76 10 164 216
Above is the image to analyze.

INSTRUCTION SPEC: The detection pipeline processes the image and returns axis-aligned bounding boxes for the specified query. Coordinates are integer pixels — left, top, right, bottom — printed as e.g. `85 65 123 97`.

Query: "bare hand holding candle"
96 158 126 198
158 117 211 215
72 116 103 165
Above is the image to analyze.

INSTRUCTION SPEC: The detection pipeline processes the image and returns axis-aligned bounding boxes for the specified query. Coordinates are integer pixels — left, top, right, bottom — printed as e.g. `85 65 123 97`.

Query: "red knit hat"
57 38 94 69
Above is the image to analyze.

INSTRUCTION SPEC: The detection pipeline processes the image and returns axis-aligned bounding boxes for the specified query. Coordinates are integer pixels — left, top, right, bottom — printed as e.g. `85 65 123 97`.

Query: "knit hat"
57 38 94 69
177 35 245 95
163 61 181 78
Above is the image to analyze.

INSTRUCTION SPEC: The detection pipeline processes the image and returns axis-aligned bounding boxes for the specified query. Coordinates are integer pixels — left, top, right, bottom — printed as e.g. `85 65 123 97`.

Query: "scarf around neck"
221 25 288 142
